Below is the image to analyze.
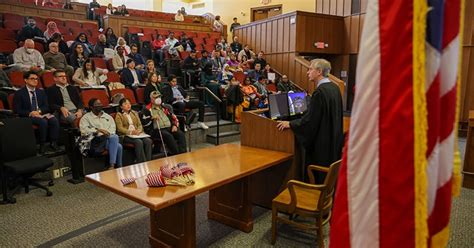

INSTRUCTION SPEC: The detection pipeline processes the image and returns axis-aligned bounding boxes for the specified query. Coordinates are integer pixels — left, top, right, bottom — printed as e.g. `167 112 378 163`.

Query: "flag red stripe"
426 75 440 156
442 0 461 48
439 86 457 140
428 179 453 240
378 0 415 247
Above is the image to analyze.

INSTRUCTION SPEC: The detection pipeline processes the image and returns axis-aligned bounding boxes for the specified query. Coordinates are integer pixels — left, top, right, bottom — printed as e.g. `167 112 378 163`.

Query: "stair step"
185 121 240 145
206 131 241 144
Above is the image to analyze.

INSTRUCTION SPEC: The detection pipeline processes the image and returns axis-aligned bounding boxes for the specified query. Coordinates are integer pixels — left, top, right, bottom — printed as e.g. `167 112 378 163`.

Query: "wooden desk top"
86 144 293 211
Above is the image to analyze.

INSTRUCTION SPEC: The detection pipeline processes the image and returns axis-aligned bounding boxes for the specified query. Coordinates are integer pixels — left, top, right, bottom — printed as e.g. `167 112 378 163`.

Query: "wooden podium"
463 111 474 189
241 110 301 208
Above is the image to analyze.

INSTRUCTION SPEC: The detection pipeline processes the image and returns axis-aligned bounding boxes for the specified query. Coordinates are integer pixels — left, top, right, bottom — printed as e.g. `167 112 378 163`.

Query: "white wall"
73 0 153 10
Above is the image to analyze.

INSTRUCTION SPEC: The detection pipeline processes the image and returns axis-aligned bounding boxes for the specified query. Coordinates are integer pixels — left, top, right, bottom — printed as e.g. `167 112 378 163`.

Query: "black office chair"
0 118 54 204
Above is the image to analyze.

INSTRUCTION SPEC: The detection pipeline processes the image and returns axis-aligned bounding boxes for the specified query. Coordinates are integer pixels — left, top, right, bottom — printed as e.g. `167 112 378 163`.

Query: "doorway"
251 5 282 22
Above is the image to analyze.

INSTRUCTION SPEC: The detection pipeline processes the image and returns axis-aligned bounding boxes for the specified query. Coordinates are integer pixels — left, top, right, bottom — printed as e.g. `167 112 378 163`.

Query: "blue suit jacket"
13 87 50 117
121 68 144 87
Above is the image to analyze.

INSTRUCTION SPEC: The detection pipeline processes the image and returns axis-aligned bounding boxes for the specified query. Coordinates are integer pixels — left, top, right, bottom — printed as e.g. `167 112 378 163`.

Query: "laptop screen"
288 92 307 116
268 93 289 120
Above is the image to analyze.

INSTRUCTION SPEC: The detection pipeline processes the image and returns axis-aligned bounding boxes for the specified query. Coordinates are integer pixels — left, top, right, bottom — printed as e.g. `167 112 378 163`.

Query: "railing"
202 13 227 38
196 86 222 145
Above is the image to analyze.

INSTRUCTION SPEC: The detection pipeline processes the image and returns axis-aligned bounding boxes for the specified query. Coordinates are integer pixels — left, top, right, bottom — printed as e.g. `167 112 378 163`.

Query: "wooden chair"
271 160 342 248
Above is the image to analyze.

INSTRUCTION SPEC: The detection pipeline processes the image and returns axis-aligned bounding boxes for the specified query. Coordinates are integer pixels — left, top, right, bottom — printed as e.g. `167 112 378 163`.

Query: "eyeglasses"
28 77 39 80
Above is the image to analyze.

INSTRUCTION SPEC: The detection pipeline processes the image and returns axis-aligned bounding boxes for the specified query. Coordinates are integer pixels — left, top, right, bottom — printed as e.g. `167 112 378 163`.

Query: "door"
251 5 283 22
267 7 282 18
253 10 268 22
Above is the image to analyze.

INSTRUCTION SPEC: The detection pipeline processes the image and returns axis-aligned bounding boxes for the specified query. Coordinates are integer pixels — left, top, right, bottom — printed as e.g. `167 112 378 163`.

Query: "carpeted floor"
0 141 472 247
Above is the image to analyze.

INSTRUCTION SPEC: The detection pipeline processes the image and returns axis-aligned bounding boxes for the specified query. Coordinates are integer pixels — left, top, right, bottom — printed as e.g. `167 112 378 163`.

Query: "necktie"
31 91 38 111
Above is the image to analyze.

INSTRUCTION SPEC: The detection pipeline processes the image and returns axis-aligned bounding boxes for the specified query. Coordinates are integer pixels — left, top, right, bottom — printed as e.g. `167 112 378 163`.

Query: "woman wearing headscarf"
44 21 60 40
70 33 94 57
115 37 131 55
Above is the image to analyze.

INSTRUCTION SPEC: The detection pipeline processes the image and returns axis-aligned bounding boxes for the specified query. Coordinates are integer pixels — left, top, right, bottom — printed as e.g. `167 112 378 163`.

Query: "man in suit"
162 75 208 130
277 59 343 183
46 70 84 127
13 71 60 154
121 59 143 88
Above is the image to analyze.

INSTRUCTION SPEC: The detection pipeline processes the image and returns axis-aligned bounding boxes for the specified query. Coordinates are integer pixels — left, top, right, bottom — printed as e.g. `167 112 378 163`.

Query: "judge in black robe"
277 59 343 183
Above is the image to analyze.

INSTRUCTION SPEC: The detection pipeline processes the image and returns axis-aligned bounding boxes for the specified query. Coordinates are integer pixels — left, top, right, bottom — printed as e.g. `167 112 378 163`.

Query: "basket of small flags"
120 162 195 187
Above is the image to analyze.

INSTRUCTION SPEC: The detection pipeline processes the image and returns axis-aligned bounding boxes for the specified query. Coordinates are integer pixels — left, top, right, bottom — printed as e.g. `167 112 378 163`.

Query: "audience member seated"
46 70 84 126
13 71 59 154
219 64 233 85
226 77 243 122
71 33 94 57
72 58 108 87
112 46 129 73
18 18 45 42
144 72 162 105
115 98 152 162
238 44 256 62
277 74 296 93
227 53 241 72
142 60 159 84
210 50 226 73
174 10 184 22
94 34 112 57
44 21 60 41
152 34 166 66
80 98 123 169
141 91 186 155
182 51 201 88
113 6 123 16
121 59 143 88
42 0 54 7
13 39 46 74
162 75 209 129
128 44 146 71
254 51 267 69
63 0 73 10
115 37 131 55
241 76 262 110
214 44 226 58
230 36 242 54
213 15 224 33
165 32 180 58
119 4 130 16
180 34 196 52
47 33 68 55
105 28 118 47
106 3 114 15
69 44 88 70
253 76 269 101
199 50 210 69
43 42 74 76
180 7 187 16
247 63 264 82
224 46 233 60
263 63 276 83
239 55 250 71
218 36 228 51
200 64 221 106
230 18 241 34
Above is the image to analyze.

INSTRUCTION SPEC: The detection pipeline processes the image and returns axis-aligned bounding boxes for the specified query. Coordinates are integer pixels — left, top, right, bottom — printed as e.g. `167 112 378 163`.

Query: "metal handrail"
196 86 222 145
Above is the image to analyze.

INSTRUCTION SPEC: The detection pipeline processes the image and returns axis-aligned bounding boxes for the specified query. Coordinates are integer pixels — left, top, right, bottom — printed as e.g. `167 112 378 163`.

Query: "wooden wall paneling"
290 16 296 52
289 53 296 80
349 15 360 54
260 23 267 53
255 25 261 52
467 48 474 123
360 0 368 14
266 21 273 53
277 19 284 53
278 54 284 73
250 25 255 51
330 0 337 16
283 17 290 52
352 0 361 14
323 0 330 15
344 0 352 16
337 0 345 16
460 47 471 122
358 14 365 53
295 15 305 52
316 0 323 14
272 19 278 54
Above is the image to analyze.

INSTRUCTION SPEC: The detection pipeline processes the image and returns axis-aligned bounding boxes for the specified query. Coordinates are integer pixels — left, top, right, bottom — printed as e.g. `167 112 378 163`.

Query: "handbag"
89 135 107 156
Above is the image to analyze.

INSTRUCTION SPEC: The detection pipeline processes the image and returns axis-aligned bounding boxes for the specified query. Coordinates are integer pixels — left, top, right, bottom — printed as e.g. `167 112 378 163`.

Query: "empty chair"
9 71 25 88
91 58 107 69
271 160 342 247
81 89 110 107
34 41 44 53
105 71 121 83
3 20 24 31
110 88 137 104
135 87 145 104
41 71 55 88
0 40 17 54
82 22 98 31
127 27 142 34
0 118 54 204
0 29 17 41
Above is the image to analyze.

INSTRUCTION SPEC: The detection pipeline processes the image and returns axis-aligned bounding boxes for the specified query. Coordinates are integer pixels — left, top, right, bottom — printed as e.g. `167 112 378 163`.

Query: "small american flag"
160 165 177 178
120 177 136 186
145 172 166 187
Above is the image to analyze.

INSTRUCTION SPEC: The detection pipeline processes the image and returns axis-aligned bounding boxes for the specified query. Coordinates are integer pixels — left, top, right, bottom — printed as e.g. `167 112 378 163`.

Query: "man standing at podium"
277 59 343 183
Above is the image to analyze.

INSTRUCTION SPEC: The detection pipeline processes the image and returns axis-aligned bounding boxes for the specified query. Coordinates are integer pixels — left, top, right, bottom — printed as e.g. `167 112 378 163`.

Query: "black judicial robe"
290 82 343 178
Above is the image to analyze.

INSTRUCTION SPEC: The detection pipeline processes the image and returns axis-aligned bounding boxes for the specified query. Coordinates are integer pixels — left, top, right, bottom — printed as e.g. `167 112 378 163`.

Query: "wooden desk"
463 111 474 189
86 144 292 247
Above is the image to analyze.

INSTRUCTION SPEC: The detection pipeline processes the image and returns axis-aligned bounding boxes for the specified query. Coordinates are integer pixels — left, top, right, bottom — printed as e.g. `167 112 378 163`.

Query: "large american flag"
329 0 463 247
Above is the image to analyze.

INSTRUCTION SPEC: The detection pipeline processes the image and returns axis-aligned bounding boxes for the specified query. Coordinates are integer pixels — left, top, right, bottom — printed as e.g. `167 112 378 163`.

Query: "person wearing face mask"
80 98 123 170
43 42 74 77
141 91 187 155
13 39 46 73
115 98 153 162
71 33 94 57
18 18 45 42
